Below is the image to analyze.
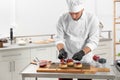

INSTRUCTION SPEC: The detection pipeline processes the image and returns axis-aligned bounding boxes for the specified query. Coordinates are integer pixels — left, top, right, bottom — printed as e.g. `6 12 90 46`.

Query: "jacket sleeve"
55 16 65 46
85 15 100 51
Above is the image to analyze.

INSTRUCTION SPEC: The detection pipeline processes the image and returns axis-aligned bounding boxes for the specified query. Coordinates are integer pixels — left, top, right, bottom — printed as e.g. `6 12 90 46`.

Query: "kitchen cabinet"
13 59 31 80
30 47 53 61
93 40 113 65
0 43 56 80
0 49 31 80
0 61 12 80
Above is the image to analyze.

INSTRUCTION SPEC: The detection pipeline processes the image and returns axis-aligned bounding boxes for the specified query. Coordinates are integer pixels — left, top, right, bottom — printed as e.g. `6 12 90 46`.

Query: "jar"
0 41 3 48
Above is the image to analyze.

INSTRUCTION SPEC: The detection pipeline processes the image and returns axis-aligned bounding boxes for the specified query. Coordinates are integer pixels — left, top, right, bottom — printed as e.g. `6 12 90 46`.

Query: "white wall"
15 0 67 36
84 0 96 14
0 0 16 37
15 0 96 36
0 0 113 36
95 0 113 30
0 0 11 37
0 0 96 36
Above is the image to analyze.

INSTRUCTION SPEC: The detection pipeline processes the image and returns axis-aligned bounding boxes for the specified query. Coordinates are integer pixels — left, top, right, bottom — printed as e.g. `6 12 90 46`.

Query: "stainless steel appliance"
115 59 120 72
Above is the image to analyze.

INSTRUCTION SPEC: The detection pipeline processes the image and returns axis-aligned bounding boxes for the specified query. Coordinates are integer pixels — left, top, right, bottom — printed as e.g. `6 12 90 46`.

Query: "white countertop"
0 42 55 51
0 38 112 51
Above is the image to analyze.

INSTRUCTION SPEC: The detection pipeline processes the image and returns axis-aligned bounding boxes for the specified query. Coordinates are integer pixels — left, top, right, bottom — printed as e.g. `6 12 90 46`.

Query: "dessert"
93 55 100 61
60 59 66 63
74 62 82 68
39 62 47 67
39 60 48 68
66 59 74 66
59 62 67 69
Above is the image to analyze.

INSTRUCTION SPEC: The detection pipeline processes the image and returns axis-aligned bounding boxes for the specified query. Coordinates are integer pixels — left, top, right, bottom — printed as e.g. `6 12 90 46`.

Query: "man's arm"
82 46 91 54
72 15 99 61
85 15 100 52
57 43 64 51
57 43 68 59
55 16 68 59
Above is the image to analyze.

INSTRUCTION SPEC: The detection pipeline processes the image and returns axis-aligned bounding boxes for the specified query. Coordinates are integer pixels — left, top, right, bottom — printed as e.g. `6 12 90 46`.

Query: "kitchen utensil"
35 57 40 62
93 55 100 67
115 59 120 72
10 28 13 44
98 58 106 68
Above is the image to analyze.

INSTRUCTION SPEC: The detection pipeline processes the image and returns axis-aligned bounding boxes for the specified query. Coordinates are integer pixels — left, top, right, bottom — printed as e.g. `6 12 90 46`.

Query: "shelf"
113 0 120 61
114 0 120 2
115 17 120 20
115 22 120 24
114 18 120 24
115 42 120 44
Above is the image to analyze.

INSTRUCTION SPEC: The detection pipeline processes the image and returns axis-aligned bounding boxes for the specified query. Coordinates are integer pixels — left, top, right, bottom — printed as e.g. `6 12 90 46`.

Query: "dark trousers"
59 78 92 80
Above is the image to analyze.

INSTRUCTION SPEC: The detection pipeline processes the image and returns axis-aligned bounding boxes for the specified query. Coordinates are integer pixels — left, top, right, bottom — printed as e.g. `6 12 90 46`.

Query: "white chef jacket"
55 11 99 63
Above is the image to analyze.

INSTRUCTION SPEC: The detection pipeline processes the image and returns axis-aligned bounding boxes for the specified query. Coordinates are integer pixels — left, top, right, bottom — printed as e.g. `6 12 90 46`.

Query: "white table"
20 64 116 80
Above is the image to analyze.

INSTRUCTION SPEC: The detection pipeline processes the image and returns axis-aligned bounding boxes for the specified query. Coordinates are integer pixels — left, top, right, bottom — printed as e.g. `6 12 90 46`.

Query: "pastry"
74 62 82 68
59 62 67 69
66 59 74 66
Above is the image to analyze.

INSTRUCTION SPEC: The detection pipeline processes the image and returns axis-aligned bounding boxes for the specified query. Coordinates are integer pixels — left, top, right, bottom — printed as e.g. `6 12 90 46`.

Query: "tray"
36 62 110 74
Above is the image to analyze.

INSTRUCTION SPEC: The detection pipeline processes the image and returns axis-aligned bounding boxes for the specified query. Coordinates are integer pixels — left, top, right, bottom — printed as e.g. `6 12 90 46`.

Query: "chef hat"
66 0 84 13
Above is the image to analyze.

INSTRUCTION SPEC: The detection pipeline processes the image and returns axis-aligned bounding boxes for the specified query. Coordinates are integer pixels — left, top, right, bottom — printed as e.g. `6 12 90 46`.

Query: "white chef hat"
66 0 85 13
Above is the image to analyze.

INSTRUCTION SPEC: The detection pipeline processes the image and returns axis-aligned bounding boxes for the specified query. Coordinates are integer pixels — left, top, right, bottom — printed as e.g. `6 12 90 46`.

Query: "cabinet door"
13 59 30 80
12 49 31 80
31 47 52 61
0 48 31 80
0 49 30 61
0 61 12 80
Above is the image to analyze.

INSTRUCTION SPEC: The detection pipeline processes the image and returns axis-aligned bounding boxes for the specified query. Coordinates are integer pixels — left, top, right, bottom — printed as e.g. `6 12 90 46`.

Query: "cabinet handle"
11 61 15 72
9 62 12 72
2 53 21 57
13 61 15 72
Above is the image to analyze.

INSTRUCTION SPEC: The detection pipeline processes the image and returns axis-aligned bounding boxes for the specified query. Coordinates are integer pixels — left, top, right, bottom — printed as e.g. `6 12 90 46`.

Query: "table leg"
22 76 25 80
35 77 37 80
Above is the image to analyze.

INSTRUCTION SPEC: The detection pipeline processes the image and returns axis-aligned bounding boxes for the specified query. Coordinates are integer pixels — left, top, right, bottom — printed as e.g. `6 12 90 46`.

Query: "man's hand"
58 48 68 59
72 50 85 61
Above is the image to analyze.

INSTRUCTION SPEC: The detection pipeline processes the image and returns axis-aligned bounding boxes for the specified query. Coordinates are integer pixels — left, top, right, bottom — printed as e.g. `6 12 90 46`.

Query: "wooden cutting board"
36 63 110 74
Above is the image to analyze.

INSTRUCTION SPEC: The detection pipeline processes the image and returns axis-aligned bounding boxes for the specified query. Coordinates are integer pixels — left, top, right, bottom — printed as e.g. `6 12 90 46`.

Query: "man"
55 0 99 80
